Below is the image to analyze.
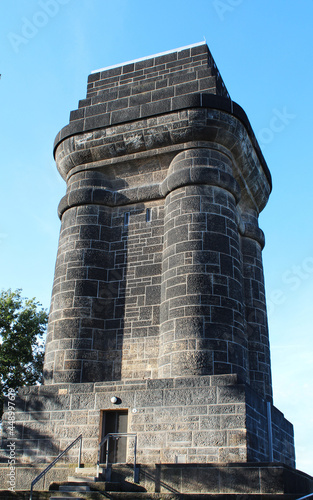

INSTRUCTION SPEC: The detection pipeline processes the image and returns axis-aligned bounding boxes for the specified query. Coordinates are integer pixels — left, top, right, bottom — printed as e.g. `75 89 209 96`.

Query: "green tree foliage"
0 289 48 417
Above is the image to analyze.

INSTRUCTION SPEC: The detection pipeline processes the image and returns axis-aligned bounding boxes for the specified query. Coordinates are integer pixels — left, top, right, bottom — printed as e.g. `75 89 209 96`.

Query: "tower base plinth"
1 375 297 481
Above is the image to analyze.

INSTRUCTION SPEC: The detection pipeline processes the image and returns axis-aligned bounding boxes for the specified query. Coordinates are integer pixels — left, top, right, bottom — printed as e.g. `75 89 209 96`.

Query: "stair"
0 495 305 499
25 463 311 500
47 473 307 500
47 494 308 500
50 497 87 500
49 481 90 499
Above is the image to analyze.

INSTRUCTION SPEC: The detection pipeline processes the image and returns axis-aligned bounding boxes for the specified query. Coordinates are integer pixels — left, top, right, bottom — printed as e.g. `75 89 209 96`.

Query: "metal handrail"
29 433 82 500
97 432 137 482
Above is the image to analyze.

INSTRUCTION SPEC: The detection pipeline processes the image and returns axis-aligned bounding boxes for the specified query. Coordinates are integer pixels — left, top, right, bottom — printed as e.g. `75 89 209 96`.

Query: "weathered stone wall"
271 405 295 465
0 375 294 469
44 196 164 384
245 387 295 467
64 42 229 143
159 148 246 381
241 229 272 401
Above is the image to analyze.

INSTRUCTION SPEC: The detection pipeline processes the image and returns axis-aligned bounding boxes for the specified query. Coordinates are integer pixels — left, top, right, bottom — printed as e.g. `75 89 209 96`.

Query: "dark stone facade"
2 375 295 466
45 42 272 403
1 43 304 493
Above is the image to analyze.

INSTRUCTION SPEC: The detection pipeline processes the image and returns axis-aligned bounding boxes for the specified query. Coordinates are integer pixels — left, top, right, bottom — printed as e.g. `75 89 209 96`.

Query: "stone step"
50 491 89 500
0 492 303 499
50 494 92 500
69 466 102 483
68 476 97 482
60 485 90 492
50 497 87 500
75 467 99 474
74 467 100 476
83 495 302 499
95 480 147 492
49 496 98 500
48 495 304 500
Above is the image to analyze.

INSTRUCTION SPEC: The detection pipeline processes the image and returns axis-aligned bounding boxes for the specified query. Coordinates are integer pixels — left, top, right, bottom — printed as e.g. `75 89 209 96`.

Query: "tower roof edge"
91 41 208 74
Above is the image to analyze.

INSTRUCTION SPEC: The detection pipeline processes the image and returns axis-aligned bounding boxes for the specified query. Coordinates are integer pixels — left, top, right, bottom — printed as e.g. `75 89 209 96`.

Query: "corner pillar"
43 171 120 384
158 148 248 380
241 214 272 401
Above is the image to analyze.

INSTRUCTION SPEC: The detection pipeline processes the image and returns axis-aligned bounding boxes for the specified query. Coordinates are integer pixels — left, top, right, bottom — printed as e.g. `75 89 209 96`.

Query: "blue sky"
1 0 312 475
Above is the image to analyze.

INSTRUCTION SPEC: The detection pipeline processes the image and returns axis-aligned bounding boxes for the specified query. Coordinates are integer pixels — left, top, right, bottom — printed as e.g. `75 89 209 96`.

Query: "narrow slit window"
146 208 151 222
124 212 130 226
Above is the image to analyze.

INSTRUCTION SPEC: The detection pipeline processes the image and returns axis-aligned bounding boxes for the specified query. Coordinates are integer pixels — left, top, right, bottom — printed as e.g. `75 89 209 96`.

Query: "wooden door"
101 410 128 463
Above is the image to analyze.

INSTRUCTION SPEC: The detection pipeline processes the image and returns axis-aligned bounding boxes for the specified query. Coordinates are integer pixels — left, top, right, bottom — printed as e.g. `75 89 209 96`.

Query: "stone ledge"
54 111 271 215
53 94 270 192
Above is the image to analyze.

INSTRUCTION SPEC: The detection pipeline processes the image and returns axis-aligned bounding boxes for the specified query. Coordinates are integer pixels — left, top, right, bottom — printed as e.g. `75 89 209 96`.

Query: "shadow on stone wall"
0 388 65 465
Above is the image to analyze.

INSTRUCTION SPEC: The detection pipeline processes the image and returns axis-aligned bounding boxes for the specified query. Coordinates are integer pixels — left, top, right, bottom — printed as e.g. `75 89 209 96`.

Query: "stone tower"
2 42 312 496
45 41 272 402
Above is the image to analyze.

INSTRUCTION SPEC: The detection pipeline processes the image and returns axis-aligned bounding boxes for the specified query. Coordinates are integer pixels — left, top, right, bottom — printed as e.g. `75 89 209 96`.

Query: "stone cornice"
54 94 271 190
